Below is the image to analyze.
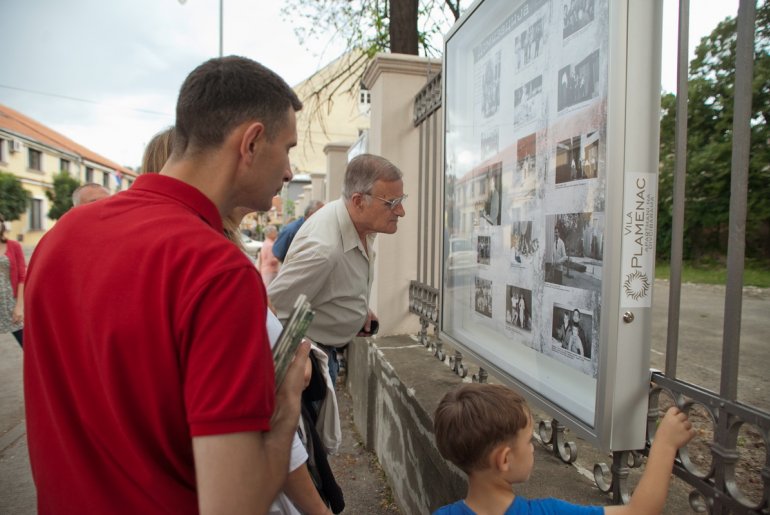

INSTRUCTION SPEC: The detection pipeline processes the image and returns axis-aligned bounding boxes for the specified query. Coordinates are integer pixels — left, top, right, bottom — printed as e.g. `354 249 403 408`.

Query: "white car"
240 234 263 259
447 237 476 272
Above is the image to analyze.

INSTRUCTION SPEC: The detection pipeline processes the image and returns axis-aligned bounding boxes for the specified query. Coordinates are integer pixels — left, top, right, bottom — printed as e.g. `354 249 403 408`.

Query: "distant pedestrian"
259 224 280 286
71 183 110 206
273 200 324 262
0 214 24 348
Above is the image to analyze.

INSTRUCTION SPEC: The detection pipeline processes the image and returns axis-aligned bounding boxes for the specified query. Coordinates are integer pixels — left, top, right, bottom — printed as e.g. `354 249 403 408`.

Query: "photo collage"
452 0 607 378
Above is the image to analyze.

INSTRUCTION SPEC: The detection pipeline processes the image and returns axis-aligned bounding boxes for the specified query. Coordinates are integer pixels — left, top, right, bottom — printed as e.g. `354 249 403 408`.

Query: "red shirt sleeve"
179 266 275 436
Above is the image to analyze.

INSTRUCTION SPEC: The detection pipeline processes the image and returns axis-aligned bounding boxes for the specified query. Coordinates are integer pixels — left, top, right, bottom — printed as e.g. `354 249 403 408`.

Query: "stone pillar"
310 172 326 204
295 194 306 220
323 142 351 202
362 53 441 336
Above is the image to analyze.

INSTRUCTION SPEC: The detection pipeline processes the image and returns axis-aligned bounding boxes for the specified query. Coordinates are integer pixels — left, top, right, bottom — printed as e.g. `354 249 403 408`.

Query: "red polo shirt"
24 174 274 514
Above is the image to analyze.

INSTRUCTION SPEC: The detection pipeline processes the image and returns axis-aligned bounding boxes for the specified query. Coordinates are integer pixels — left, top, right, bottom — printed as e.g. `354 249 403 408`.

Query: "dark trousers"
11 329 22 348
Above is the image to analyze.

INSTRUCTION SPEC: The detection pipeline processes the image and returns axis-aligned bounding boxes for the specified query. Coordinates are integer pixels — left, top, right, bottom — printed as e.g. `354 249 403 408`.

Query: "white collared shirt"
268 199 375 346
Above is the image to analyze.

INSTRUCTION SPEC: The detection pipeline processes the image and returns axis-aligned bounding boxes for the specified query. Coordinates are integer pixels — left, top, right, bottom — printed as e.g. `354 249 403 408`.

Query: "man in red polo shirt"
24 56 309 514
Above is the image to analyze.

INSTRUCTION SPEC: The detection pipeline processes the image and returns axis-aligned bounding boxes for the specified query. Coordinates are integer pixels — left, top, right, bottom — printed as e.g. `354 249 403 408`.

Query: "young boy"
433 383 695 514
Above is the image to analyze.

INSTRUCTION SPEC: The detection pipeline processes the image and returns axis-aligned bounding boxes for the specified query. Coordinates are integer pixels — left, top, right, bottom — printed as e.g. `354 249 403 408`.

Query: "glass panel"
443 0 610 426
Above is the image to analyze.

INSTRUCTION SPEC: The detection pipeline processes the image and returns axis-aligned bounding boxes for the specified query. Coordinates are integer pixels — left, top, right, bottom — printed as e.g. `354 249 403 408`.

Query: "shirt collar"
334 199 374 255
131 174 223 233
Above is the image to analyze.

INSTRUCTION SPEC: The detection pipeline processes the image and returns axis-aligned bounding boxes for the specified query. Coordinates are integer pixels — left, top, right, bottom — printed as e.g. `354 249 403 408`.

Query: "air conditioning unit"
9 139 23 153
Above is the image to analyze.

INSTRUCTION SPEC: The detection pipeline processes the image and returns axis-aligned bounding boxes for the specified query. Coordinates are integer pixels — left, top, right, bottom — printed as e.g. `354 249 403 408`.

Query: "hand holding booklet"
273 294 315 389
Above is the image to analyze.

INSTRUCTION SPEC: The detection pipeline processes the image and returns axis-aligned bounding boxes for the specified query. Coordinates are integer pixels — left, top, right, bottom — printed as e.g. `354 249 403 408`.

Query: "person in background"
433 383 695 515
269 154 406 386
0 214 25 348
141 126 174 174
24 56 309 514
259 224 280 286
71 183 110 207
273 200 324 262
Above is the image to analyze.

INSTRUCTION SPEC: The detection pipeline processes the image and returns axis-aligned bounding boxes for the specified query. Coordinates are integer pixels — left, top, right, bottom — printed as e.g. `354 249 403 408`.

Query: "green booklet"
273 294 315 389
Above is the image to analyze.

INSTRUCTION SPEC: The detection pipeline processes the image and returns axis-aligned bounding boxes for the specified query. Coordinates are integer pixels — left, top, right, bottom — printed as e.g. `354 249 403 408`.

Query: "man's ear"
240 122 266 159
350 192 366 211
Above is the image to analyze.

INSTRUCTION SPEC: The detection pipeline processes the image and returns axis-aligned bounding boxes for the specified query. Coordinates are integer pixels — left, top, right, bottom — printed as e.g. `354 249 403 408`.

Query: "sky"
0 0 740 170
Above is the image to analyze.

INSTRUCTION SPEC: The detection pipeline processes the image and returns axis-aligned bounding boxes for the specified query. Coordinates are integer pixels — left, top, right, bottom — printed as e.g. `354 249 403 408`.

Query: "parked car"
447 237 475 272
240 233 263 259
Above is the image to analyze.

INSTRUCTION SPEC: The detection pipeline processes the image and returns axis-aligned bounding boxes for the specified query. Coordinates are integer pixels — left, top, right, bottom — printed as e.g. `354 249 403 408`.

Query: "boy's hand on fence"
657 406 696 451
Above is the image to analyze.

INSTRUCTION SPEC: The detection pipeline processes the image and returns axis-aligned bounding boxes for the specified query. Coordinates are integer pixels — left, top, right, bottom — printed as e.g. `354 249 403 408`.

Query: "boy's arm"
605 407 695 515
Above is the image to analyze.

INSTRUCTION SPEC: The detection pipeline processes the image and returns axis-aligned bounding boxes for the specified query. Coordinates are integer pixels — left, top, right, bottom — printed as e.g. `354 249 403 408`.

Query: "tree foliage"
281 0 462 136
658 1 770 260
0 171 31 221
282 0 461 60
46 172 80 220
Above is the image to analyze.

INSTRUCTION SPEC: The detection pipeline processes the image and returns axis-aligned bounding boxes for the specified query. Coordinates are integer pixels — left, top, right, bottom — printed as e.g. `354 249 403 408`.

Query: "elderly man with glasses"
269 153 406 386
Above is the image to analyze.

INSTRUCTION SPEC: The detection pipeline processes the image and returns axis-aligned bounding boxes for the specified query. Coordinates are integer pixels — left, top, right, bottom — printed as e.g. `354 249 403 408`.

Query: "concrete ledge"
346 334 466 514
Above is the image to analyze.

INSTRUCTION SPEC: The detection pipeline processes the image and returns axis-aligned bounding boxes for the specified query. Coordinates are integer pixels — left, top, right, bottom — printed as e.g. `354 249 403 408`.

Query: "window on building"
85 167 94 182
30 198 43 231
359 89 371 105
28 148 42 171
60 158 70 174
0 138 6 162
102 170 110 188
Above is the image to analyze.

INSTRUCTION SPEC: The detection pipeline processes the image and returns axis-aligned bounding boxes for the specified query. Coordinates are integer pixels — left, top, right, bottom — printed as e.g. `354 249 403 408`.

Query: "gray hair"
304 200 324 217
265 225 278 237
342 154 402 200
72 183 110 206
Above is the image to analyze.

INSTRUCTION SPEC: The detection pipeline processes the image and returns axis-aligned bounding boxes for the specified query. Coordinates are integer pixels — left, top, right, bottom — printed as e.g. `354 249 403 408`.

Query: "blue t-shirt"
272 217 304 261
433 497 603 515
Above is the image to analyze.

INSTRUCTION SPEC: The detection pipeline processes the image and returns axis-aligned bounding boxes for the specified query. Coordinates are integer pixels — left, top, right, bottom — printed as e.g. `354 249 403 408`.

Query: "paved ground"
1 278 767 513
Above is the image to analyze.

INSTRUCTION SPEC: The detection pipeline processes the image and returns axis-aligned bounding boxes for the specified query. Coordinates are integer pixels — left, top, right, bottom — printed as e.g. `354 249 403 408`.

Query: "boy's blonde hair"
433 383 530 473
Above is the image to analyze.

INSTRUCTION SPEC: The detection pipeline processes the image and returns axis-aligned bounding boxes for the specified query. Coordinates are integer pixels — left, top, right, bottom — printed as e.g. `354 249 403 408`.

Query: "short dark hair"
434 383 530 474
174 56 303 154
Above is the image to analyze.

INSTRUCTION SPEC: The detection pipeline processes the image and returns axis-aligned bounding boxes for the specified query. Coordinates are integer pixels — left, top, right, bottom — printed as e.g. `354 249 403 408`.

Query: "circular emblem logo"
624 270 650 301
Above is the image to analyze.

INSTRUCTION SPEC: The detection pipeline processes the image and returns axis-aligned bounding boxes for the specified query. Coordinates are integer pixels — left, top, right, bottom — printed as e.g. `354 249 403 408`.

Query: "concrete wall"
346 335 466 514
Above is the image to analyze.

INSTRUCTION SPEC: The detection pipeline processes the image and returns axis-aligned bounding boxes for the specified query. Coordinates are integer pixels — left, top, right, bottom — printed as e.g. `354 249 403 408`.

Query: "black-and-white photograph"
557 50 600 111
477 235 491 265
514 75 543 127
551 304 592 358
482 162 502 225
562 0 596 39
480 128 499 161
474 277 493 318
481 50 501 118
515 17 546 71
555 130 599 184
506 285 532 331
510 220 538 265
544 212 604 292
516 133 537 185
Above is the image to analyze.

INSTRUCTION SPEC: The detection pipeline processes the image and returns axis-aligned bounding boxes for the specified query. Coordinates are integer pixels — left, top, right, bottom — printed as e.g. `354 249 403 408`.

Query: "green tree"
46 172 81 220
658 1 770 260
0 171 31 221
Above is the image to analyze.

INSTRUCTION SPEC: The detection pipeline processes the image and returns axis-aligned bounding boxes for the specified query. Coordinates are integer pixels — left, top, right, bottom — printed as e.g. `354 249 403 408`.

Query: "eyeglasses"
366 193 408 211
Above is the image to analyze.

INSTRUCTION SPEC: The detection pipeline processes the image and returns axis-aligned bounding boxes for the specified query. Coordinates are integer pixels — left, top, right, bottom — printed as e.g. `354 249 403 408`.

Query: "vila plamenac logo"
620 173 657 308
